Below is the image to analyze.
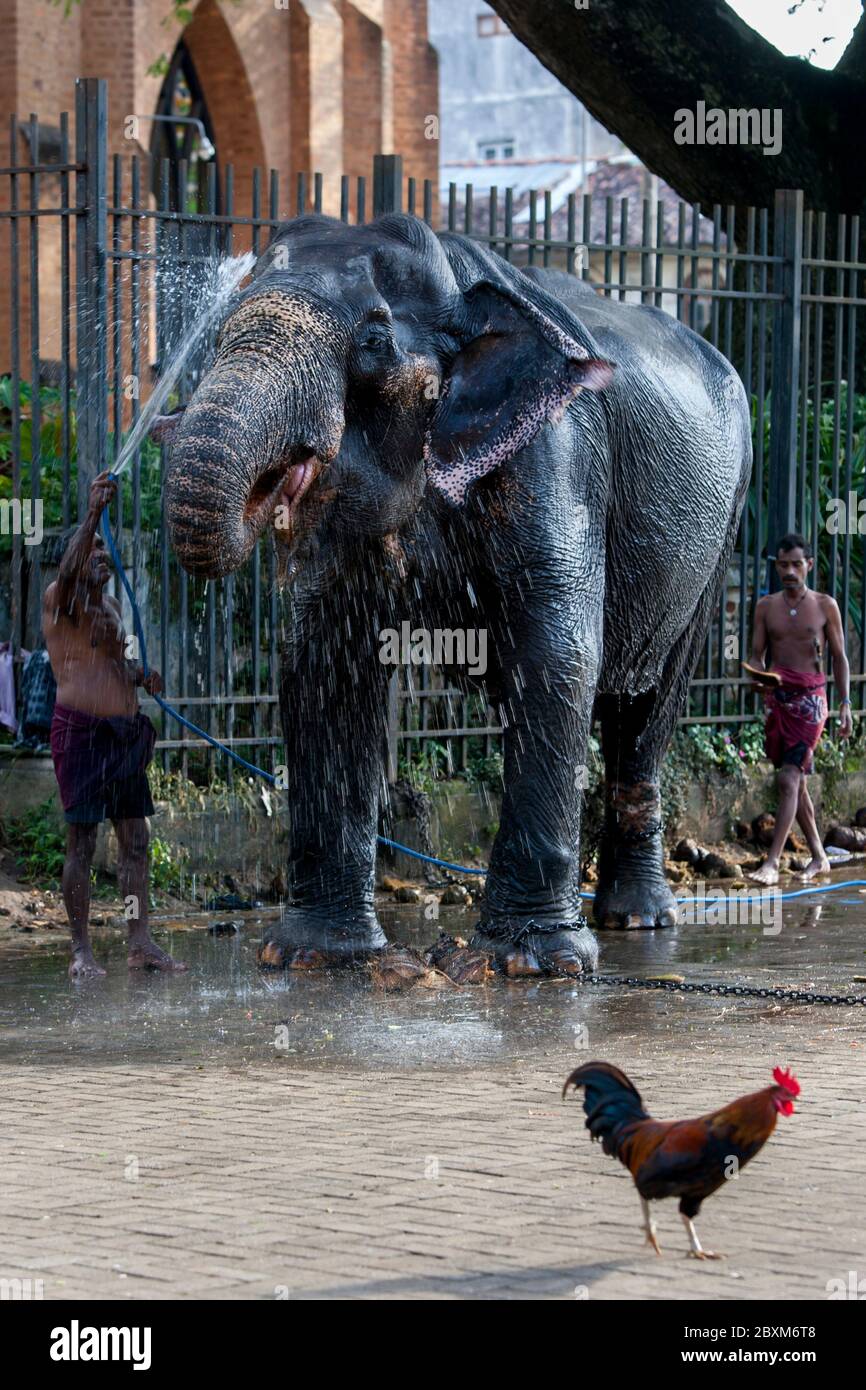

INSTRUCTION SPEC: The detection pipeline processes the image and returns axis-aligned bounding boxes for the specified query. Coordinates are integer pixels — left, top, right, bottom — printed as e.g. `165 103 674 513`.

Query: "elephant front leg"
259 621 390 970
472 616 601 978
594 693 678 930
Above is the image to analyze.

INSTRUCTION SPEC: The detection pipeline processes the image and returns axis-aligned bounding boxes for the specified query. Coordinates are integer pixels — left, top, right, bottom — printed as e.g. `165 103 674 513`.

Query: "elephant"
158 212 752 978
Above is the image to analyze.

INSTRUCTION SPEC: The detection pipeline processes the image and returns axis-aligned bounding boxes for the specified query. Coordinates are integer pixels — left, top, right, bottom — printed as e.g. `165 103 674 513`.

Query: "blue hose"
376 836 487 876
101 489 866 905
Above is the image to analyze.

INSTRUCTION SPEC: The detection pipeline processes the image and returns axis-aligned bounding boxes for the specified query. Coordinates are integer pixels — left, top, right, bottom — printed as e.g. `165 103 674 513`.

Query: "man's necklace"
788 588 807 617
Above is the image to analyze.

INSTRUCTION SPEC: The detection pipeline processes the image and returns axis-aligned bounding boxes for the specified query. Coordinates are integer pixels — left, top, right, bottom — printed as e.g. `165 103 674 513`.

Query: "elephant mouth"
244 448 322 536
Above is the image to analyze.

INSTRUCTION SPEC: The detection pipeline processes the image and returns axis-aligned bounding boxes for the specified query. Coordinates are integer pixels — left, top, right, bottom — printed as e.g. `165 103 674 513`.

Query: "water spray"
110 251 255 478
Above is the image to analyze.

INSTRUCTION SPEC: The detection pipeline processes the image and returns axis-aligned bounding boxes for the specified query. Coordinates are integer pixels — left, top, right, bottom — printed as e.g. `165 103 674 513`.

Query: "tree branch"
487 0 866 214
836 0 866 76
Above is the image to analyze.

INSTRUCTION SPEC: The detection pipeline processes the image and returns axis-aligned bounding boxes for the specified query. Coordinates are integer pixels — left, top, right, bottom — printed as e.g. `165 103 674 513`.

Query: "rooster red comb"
773 1066 801 1096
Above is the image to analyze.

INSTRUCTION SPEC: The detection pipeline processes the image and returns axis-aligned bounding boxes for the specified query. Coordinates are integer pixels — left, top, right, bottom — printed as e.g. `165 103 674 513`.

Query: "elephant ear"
424 278 613 505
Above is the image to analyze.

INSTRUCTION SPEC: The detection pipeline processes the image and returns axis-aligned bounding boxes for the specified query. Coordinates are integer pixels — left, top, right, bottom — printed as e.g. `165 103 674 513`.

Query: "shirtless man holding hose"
43 472 186 978
748 533 852 886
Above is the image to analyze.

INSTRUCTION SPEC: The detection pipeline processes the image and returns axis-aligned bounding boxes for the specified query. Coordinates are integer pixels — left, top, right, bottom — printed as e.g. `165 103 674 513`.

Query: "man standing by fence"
42 473 186 979
748 533 852 886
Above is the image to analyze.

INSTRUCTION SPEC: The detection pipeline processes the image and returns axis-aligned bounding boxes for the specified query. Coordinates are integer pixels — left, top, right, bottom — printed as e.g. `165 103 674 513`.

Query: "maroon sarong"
763 666 827 774
50 704 156 821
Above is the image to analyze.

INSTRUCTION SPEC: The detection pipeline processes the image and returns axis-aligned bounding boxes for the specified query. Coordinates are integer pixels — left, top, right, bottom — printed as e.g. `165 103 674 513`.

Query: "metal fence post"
767 188 804 584
75 77 108 519
373 154 403 217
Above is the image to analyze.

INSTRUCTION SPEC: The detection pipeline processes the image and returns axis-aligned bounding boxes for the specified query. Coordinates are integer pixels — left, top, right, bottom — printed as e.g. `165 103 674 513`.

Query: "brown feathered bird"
563 1060 800 1258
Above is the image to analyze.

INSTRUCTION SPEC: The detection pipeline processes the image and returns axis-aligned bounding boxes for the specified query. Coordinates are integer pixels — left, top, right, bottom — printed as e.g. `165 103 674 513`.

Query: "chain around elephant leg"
470 917 599 979
594 780 678 930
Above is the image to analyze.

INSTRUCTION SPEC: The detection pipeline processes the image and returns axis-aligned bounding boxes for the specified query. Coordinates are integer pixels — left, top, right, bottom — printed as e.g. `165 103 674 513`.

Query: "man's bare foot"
68 949 107 981
799 855 831 880
128 939 188 972
748 861 780 886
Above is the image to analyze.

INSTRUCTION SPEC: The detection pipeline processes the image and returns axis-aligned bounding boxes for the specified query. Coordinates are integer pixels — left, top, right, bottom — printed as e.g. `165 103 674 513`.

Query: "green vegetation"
681 722 766 775
0 380 77 553
3 799 66 883
814 719 866 820
147 765 268 817
397 723 769 803
4 716 863 894
397 715 866 871
396 742 504 793
0 798 190 901
0 379 165 557
148 834 189 899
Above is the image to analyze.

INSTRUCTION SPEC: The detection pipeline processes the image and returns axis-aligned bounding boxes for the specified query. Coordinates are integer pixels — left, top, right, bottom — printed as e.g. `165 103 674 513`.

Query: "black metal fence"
2 79 864 781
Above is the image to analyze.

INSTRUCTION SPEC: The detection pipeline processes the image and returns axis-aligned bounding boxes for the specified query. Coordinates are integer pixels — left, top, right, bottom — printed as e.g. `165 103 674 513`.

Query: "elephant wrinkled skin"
159 213 752 978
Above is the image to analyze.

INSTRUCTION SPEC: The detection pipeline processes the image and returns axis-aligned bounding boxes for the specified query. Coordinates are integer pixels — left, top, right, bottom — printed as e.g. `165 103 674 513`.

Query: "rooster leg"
641 1198 662 1255
682 1214 722 1260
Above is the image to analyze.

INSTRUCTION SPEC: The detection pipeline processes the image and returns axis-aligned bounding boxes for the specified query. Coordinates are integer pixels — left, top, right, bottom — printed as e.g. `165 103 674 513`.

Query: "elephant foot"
426 933 494 985
595 786 678 930
470 922 598 979
258 911 389 970
593 870 678 931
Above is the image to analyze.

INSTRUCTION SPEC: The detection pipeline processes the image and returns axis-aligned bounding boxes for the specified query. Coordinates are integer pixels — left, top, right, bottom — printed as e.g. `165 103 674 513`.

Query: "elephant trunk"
164 290 348 579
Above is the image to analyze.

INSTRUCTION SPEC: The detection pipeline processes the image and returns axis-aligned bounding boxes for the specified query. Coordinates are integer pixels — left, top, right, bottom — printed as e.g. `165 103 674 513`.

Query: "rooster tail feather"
563 1061 651 1155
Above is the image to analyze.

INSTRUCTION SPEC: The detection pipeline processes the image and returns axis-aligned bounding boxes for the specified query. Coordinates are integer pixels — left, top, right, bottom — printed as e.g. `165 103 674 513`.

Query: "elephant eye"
356 317 393 353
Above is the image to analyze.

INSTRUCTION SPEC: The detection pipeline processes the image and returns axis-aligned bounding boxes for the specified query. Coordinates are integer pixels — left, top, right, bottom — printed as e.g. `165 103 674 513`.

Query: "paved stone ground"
2 1039 863 1300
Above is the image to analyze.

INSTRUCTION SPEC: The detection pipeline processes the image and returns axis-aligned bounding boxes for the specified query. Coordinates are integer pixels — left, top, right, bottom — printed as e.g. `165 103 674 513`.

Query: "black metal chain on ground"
583 974 866 1006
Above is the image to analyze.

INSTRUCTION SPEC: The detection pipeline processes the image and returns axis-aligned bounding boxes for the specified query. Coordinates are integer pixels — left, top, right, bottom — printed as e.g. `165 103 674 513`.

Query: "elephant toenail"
287 947 327 971
546 951 583 976
258 941 285 968
504 948 542 977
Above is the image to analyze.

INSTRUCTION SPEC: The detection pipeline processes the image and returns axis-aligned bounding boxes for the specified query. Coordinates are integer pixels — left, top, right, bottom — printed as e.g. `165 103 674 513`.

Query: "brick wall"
184 0 269 246
342 1 384 215
0 0 440 374
384 0 438 194
289 2 312 183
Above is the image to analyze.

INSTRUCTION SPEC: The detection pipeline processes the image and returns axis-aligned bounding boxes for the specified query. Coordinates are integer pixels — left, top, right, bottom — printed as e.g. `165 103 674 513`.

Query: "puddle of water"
1 889 864 1071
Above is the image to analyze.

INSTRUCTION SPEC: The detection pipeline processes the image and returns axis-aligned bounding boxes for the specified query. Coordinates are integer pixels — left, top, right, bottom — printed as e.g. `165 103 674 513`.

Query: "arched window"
151 43 218 211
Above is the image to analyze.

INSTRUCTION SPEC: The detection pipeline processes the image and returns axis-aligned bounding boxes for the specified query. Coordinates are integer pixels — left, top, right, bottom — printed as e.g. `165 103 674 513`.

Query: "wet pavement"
1 888 865 1070
1 883 864 1300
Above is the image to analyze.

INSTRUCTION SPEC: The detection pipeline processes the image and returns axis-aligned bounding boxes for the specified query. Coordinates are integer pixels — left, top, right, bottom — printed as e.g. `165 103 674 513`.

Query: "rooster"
562 1061 800 1258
